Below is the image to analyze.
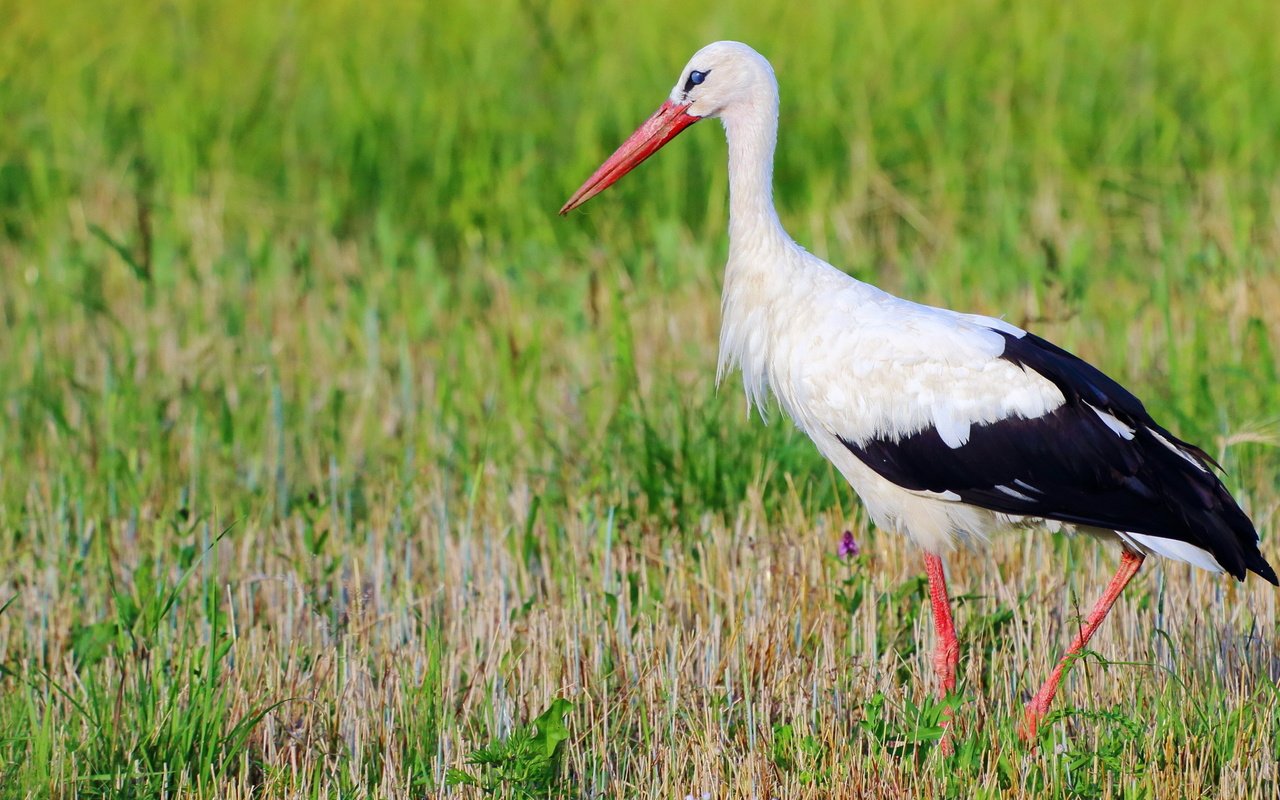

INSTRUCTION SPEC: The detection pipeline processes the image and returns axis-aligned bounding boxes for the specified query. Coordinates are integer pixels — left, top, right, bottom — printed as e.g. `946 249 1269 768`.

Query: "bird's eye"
683 70 708 93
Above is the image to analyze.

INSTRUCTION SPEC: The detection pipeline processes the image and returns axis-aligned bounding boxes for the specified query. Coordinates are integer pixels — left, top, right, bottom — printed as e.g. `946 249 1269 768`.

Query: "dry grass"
5 258 1278 796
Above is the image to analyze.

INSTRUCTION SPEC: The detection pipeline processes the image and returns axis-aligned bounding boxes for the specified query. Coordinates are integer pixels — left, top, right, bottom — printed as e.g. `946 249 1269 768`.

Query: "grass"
1 0 1279 796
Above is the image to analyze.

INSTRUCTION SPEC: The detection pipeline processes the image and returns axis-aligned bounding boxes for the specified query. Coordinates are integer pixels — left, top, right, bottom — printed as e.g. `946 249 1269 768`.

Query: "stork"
559 41 1277 741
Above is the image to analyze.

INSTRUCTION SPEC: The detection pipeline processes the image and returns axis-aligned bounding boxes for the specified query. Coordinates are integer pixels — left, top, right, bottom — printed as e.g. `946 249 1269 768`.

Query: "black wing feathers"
841 330 1277 584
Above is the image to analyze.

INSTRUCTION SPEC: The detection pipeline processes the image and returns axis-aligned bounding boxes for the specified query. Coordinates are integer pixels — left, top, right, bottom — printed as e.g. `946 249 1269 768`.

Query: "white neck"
722 98 790 257
715 95 803 411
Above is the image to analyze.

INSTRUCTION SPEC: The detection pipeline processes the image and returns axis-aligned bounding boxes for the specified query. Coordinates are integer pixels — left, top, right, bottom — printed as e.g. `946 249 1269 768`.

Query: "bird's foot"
1018 707 1044 744
934 645 960 756
935 685 960 756
1019 666 1064 743
1019 690 1055 744
938 723 955 756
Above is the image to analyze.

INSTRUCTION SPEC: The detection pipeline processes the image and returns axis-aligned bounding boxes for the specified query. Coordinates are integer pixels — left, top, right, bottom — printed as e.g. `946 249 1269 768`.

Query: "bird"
559 41 1277 742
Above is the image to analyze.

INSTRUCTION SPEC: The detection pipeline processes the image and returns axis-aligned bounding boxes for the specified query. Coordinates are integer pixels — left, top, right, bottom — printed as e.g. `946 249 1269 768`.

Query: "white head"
666 41 779 122
560 41 779 214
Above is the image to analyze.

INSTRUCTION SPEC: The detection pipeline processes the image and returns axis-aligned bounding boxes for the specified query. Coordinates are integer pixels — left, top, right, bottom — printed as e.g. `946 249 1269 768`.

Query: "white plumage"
692 42 1112 558
561 40 1276 739
720 251 1064 552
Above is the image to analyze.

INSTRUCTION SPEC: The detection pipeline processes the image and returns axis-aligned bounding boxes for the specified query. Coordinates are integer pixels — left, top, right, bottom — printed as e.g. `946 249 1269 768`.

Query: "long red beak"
560 100 701 215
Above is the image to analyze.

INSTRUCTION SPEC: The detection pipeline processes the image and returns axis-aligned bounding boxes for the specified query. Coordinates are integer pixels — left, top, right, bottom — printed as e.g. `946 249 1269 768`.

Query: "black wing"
841 330 1277 584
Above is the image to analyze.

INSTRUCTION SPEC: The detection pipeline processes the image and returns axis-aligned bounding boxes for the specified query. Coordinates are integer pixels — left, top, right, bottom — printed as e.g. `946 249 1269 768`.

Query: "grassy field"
2 0 1280 796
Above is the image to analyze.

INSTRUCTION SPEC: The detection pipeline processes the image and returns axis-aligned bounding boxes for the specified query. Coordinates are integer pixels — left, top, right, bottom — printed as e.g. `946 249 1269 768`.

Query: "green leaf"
444 767 481 787
530 698 573 761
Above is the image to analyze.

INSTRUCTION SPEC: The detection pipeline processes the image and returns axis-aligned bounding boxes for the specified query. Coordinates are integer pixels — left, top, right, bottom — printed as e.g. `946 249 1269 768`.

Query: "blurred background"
1 0 1278 795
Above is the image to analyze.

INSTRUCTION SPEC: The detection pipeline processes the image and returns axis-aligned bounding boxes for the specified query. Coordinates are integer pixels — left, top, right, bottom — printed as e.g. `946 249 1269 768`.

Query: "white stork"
560 41 1277 740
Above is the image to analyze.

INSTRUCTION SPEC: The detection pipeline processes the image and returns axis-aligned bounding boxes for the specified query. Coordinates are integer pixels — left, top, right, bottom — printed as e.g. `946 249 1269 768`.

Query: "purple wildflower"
838 530 860 559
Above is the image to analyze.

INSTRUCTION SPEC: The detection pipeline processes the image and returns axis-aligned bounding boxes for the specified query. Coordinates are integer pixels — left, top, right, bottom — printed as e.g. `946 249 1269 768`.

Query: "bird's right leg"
924 552 960 751
924 552 959 694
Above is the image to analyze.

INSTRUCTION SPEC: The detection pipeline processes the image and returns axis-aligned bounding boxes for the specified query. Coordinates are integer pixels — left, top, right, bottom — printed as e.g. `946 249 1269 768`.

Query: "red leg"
1021 549 1145 739
924 552 960 752
924 552 959 695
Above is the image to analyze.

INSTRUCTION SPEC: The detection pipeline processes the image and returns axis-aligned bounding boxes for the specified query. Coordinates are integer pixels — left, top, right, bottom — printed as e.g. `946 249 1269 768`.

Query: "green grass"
1 0 1279 796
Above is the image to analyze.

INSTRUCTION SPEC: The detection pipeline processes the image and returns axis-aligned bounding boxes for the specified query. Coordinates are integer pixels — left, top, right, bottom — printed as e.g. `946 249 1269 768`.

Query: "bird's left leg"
1021 549 1145 739
924 552 960 753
